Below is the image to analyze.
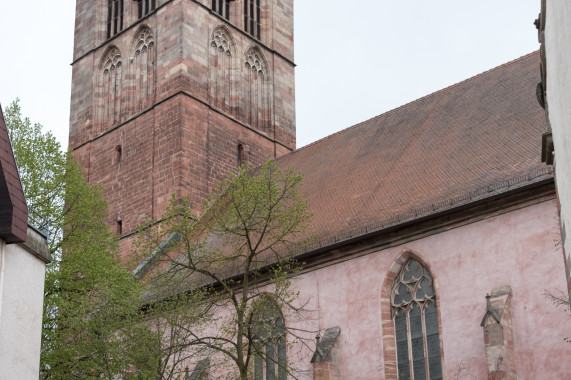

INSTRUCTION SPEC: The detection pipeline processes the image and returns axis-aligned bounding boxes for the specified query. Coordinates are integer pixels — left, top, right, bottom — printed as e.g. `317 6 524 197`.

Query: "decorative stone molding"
245 47 267 77
101 47 122 74
185 358 209 380
133 28 154 56
211 27 234 56
481 285 517 380
312 327 341 380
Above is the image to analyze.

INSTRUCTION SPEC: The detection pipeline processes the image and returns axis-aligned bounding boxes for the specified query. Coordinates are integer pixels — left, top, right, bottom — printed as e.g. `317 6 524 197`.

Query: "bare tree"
133 161 314 379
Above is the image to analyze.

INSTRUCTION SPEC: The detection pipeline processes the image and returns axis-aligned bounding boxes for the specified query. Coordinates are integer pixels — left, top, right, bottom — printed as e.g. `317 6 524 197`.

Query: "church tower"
69 0 296 256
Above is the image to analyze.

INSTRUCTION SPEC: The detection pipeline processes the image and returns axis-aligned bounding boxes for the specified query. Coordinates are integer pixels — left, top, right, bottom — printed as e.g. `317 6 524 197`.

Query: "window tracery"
99 47 123 126
244 47 269 130
129 27 155 114
211 28 233 56
252 299 287 380
391 260 443 380
209 27 235 113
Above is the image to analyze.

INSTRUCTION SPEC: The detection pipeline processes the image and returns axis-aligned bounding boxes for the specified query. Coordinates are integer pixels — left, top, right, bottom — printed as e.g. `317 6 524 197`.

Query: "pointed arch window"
212 0 230 20
137 0 156 19
210 27 235 113
107 0 124 39
244 0 261 39
244 47 269 130
99 47 123 126
252 299 287 380
391 260 443 380
129 27 155 114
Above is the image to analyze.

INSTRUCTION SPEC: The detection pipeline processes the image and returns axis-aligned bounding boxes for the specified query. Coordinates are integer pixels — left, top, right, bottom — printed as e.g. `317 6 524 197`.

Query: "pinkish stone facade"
283 199 570 380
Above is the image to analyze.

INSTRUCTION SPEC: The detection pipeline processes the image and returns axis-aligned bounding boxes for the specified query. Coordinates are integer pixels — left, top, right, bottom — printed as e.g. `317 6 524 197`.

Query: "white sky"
0 1 540 150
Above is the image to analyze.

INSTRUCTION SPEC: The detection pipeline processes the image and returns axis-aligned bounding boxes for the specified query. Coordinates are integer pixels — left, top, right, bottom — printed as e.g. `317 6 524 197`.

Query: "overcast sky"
0 0 540 150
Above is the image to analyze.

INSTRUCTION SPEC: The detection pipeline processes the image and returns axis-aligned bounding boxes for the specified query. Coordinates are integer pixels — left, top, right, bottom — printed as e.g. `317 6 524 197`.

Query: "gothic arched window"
107 0 124 39
244 47 269 131
99 47 123 126
252 299 287 380
244 0 261 39
210 27 235 113
391 260 443 380
129 27 155 114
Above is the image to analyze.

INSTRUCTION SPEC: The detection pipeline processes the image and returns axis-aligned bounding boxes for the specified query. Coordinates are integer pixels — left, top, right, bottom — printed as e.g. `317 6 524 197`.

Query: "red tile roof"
279 51 550 246
0 105 28 243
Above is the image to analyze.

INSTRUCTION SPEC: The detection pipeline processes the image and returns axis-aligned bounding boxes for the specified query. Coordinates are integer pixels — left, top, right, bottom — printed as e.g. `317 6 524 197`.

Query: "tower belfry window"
212 0 230 20
244 0 261 39
107 0 124 39
137 0 156 19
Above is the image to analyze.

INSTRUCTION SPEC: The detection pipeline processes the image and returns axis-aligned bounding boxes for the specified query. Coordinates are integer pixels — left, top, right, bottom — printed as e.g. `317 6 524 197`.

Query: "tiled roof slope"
0 105 28 243
279 51 550 246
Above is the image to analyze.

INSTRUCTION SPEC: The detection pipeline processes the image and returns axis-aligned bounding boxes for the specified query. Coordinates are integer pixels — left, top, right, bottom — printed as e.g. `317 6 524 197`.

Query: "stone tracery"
102 48 122 74
390 259 443 380
245 47 266 77
211 29 233 56
209 27 235 113
134 29 154 56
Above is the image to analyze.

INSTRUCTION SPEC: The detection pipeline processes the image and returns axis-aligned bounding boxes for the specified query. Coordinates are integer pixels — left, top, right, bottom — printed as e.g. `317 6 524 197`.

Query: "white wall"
545 0 571 298
0 239 47 380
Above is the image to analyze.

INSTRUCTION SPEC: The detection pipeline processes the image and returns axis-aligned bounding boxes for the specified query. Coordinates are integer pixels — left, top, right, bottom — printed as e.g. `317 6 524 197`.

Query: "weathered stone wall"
69 0 296 258
284 200 571 379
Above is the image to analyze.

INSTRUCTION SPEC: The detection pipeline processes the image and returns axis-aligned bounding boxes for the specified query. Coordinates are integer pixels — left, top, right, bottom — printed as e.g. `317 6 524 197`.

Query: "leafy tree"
134 161 314 379
4 99 143 379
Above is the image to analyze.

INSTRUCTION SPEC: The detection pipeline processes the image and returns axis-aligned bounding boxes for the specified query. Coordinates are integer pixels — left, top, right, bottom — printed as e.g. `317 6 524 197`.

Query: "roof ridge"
289 50 540 156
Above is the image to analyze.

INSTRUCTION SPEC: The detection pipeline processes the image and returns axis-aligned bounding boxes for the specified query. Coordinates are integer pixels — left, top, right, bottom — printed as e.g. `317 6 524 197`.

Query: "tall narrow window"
137 0 156 19
129 27 155 115
253 299 286 380
212 0 230 20
99 47 123 127
244 47 269 130
237 144 245 166
210 27 235 113
107 0 124 39
115 145 122 163
391 260 443 380
244 0 261 39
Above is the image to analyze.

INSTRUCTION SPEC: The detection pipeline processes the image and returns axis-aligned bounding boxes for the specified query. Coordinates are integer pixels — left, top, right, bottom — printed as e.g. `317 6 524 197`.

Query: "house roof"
0 105 28 243
279 51 550 247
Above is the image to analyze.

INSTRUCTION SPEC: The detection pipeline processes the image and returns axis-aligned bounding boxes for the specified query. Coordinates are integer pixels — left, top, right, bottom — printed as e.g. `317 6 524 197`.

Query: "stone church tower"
69 0 295 256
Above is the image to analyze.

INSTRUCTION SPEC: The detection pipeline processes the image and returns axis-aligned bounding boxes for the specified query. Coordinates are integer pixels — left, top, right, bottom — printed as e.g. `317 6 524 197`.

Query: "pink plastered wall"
287 199 571 379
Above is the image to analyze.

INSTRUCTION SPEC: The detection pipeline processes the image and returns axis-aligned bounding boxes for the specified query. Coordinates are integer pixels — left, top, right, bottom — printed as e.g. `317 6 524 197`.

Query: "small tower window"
107 0 124 39
237 144 245 167
116 218 123 235
212 0 231 20
137 0 156 19
115 145 122 163
244 0 261 39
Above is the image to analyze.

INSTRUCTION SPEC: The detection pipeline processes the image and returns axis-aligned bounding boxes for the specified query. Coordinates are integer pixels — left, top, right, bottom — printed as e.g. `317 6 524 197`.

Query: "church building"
68 1 571 379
